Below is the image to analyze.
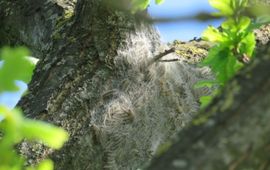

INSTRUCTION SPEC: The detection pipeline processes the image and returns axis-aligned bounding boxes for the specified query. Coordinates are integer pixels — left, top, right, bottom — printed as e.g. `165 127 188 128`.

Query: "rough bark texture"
1 0 270 170
148 41 270 170
1 0 212 169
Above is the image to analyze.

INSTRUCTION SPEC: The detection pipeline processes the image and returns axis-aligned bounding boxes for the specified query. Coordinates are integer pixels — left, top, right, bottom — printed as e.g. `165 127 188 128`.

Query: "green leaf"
200 96 213 109
194 80 216 88
202 26 224 42
155 0 164 5
238 16 251 31
36 159 54 170
0 47 35 92
221 19 238 36
199 0 258 111
21 120 69 149
221 18 235 30
0 106 69 149
231 0 248 11
226 53 238 79
131 0 150 12
222 17 251 35
202 45 233 85
0 106 24 144
239 32 256 57
209 0 234 16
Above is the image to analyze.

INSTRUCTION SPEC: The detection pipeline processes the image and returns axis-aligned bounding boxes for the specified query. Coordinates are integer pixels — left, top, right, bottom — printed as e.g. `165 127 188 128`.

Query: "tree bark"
1 0 270 170
147 24 270 170
1 0 212 169
148 41 270 170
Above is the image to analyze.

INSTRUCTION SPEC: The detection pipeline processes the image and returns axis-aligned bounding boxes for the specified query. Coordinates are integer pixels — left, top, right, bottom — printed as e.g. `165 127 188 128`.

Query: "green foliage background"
198 0 270 108
0 47 68 170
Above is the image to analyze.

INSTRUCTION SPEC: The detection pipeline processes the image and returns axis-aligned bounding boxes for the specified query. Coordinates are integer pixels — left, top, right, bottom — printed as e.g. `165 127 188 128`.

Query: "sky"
0 0 222 109
148 0 222 41
0 81 27 108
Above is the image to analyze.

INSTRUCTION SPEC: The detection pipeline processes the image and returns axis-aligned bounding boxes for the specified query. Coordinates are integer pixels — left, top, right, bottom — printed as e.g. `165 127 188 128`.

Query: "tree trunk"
1 0 212 169
1 0 269 169
147 41 270 170
146 24 270 170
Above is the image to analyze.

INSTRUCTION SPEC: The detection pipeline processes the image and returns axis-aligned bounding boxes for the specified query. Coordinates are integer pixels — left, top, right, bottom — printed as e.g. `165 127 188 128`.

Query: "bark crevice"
1 0 269 169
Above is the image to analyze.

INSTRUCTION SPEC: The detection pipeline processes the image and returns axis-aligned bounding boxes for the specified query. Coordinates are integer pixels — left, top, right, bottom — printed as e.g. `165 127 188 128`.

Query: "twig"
148 47 175 66
137 12 222 23
233 48 250 64
159 58 180 62
237 53 250 64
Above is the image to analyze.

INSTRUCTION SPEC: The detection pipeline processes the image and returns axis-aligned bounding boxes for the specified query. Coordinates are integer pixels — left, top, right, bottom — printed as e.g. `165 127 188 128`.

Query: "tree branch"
148 47 175 66
147 42 270 170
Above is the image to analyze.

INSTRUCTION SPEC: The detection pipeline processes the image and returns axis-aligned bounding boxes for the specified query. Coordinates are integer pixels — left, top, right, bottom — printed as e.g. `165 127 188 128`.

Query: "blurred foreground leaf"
0 47 35 92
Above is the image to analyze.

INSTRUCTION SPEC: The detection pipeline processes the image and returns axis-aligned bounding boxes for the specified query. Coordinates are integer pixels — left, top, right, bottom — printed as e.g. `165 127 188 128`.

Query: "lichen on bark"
4 0 270 170
0 0 213 169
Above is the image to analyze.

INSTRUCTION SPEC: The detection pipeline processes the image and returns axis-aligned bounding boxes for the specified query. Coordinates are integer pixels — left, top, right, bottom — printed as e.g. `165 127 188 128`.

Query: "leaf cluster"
0 106 68 170
197 0 270 108
0 47 35 92
0 47 68 170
